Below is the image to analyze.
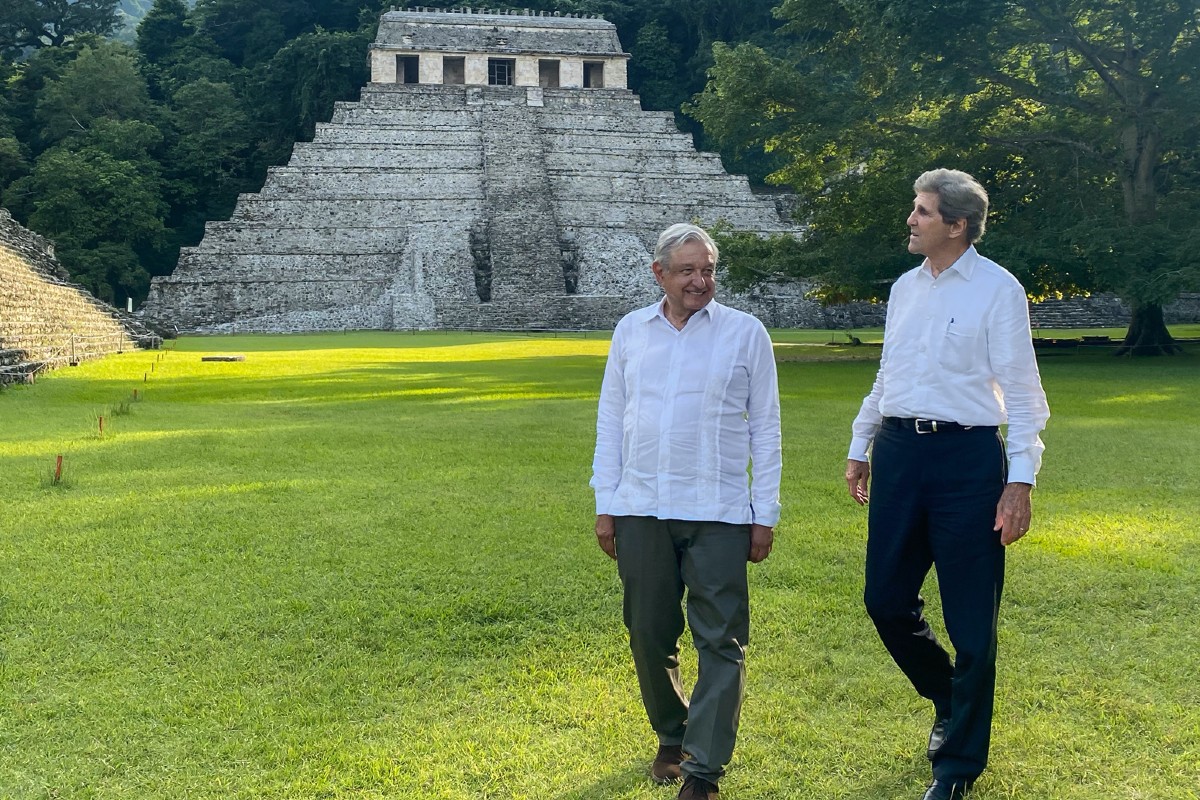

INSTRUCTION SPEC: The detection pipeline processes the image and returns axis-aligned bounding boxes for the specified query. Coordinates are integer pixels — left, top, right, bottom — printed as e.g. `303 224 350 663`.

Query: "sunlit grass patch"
0 331 1197 799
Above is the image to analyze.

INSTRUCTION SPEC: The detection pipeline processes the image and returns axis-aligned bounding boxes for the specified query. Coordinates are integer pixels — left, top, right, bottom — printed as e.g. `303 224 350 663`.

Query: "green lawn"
1 331 1197 799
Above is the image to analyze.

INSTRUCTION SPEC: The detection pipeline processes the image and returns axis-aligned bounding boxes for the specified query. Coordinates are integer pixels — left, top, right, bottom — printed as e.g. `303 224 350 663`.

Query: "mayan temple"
142 7 821 332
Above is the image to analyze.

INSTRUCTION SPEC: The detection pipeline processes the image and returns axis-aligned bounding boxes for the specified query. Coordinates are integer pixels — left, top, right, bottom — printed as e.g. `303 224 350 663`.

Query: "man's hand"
995 482 1033 545
846 459 870 505
595 514 617 559
749 524 774 563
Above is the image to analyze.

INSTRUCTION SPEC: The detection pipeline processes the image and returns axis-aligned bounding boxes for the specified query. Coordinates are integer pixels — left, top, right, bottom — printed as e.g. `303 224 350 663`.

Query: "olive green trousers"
615 516 751 784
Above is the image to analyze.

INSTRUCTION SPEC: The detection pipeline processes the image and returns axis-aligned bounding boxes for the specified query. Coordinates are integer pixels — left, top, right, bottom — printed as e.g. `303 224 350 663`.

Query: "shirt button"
919 345 926 352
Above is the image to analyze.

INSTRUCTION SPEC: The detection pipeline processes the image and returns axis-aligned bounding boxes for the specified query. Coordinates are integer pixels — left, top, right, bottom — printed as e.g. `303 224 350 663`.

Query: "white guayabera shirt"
591 299 782 527
848 246 1051 485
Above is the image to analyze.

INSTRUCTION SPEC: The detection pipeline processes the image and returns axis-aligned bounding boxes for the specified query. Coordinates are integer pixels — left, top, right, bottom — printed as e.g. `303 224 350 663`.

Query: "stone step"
2 214 145 370
259 169 483 194
228 199 484 227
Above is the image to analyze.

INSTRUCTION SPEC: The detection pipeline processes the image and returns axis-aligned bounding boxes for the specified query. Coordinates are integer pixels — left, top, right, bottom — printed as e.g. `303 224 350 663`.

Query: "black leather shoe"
921 778 973 800
926 717 950 760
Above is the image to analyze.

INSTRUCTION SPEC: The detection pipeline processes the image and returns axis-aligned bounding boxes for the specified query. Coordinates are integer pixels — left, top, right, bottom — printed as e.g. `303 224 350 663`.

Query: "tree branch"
980 69 1103 116
1021 3 1135 106
981 133 1101 158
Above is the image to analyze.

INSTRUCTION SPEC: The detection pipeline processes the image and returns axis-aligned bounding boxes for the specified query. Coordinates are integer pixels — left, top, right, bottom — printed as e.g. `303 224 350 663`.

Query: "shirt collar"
650 297 718 328
922 245 978 281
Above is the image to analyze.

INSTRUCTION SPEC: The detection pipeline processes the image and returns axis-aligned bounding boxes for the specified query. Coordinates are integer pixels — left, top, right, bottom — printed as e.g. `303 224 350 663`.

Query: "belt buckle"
914 418 937 434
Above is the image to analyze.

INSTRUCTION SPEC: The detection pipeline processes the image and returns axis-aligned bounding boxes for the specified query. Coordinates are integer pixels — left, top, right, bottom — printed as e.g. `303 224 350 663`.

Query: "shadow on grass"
551 762 651 800
26 354 609 410
170 330 611 353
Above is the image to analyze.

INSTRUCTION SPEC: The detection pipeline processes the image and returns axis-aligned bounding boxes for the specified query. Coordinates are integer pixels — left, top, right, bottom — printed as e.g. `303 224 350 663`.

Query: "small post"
53 454 63 485
127 297 133 313
99 416 104 436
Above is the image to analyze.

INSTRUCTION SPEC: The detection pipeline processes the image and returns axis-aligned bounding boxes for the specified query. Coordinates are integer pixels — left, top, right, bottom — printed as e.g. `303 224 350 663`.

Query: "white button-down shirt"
848 246 1050 484
592 299 782 527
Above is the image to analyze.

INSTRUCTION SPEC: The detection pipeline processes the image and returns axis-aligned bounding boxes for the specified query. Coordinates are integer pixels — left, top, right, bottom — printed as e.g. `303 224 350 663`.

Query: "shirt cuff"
847 436 872 463
1007 458 1038 486
751 501 781 528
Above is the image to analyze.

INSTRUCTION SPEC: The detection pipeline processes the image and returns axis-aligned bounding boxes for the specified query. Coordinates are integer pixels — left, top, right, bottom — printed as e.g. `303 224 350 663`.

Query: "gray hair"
654 223 719 271
913 169 989 243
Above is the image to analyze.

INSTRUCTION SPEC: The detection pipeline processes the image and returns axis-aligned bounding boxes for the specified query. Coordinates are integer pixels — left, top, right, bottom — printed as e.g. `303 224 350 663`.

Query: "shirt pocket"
939 325 980 374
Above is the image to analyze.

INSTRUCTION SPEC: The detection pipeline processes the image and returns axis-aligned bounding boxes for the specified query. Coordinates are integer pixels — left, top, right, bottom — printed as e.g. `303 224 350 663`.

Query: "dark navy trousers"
864 419 1007 782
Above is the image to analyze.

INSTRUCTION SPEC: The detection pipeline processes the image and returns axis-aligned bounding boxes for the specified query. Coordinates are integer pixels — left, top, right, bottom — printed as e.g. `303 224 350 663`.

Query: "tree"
247 27 369 160
628 21 686 111
0 0 120 58
0 63 31 187
3 123 167 302
690 0 1200 355
34 40 152 144
134 0 188 66
160 77 253 250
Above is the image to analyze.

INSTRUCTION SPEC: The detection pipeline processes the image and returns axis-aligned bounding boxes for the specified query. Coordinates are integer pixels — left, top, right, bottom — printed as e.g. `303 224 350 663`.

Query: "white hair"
654 223 718 270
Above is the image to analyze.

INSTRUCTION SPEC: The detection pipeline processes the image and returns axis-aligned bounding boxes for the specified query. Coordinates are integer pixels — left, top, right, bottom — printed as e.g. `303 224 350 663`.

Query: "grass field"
1 329 1197 800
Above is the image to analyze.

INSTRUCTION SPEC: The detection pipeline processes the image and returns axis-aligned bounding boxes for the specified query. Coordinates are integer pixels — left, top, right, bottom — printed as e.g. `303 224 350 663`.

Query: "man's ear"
948 218 968 239
651 260 665 284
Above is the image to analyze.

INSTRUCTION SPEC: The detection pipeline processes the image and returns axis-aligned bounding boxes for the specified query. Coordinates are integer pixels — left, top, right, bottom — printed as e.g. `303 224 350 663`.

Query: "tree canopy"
0 0 121 58
690 0 1200 354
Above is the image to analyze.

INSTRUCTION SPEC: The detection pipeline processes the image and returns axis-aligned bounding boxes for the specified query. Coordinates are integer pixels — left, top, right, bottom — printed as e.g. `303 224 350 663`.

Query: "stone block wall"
1 209 156 384
143 81 826 332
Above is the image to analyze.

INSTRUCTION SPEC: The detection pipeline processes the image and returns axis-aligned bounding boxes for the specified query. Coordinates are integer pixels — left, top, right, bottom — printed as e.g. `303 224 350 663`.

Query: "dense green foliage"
0 0 383 304
0 0 121 58
1 331 1198 797
689 1 1200 353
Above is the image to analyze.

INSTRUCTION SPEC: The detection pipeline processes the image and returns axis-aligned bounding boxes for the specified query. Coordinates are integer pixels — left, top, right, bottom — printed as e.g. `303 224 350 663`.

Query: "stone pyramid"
142 8 813 332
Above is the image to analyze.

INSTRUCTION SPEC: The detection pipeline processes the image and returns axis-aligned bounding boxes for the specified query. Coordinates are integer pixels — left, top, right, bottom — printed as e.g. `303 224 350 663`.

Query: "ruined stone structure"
140 8 1199 334
0 209 156 384
142 8 828 333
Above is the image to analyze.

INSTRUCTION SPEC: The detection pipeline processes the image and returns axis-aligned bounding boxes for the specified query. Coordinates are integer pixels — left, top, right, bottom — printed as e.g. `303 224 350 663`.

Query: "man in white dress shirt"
845 169 1050 800
591 223 782 800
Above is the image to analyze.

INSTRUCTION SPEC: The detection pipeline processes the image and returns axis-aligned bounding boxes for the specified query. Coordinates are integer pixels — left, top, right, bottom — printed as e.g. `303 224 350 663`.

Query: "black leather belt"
883 417 996 434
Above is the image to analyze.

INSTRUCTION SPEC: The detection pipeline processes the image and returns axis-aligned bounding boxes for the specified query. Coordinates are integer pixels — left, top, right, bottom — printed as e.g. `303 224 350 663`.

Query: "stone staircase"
478 94 565 301
0 210 157 385
142 82 806 333
142 78 1199 334
1028 294 1130 330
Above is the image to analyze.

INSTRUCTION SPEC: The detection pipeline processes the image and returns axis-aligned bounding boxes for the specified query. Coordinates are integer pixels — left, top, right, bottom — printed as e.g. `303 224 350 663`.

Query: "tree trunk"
1115 303 1181 356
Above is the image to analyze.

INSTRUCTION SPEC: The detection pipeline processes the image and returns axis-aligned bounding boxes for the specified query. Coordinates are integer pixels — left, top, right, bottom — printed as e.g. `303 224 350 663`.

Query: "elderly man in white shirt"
591 223 782 800
845 169 1051 800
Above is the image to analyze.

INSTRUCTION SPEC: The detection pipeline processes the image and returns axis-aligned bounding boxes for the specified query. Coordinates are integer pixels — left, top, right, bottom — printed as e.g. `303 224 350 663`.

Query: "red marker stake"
54 455 63 484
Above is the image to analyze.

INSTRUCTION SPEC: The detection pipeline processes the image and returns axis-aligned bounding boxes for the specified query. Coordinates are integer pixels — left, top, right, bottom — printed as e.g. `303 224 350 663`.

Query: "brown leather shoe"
676 774 719 799
651 744 684 784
